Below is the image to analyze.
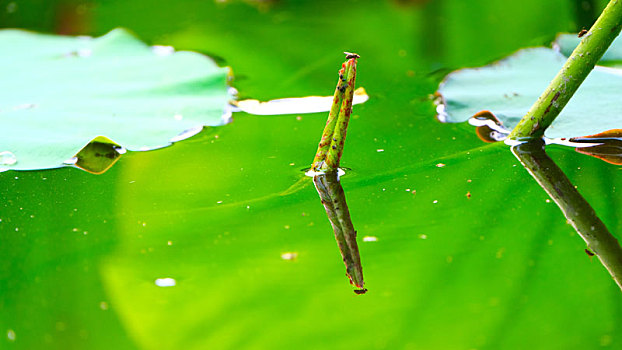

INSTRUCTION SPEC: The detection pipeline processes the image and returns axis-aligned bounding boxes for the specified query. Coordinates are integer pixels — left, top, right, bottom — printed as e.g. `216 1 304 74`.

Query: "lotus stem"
508 0 622 140
312 53 359 172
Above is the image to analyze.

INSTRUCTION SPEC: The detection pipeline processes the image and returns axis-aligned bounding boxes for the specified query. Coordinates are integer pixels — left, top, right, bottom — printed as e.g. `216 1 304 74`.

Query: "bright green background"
1 1 621 349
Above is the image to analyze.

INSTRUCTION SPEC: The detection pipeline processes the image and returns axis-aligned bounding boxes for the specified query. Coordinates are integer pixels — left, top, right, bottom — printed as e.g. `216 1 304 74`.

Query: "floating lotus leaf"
437 46 622 139
0 28 231 171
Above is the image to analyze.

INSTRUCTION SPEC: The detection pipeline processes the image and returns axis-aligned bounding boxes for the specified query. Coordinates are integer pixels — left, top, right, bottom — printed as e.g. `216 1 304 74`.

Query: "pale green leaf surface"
438 47 622 138
0 28 230 171
555 32 622 64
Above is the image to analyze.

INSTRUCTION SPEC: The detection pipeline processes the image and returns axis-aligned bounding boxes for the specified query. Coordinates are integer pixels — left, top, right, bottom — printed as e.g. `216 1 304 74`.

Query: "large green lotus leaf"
437 47 622 139
0 28 230 171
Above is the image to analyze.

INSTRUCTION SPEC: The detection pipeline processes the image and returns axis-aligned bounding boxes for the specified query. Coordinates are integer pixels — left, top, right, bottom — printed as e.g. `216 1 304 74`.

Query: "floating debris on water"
280 252 298 260
362 236 378 242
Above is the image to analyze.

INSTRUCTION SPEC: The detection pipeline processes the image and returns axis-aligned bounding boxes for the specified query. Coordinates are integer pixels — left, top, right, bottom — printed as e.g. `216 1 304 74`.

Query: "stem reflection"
313 171 366 294
512 139 622 291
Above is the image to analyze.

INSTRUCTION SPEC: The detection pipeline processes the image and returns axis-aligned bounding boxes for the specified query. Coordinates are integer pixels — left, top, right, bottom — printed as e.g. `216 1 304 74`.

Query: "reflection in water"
512 139 622 291
313 171 366 294
570 130 622 165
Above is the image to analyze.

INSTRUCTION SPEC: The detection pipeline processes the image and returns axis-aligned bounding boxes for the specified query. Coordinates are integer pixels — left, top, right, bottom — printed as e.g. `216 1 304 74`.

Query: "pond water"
2 0 621 349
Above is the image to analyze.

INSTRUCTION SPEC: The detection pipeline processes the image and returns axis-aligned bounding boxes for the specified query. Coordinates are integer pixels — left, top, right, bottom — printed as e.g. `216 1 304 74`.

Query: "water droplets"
0 151 17 166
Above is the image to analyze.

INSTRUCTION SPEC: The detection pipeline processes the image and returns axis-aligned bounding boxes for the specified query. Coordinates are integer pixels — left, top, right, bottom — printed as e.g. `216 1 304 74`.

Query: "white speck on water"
545 199 551 203
281 252 298 260
14 227 18 232
405 188 411 192
173 114 183 121
155 278 176 287
376 149 384 152
419 234 428 239
7 329 15 342
216 201 223 204
99 301 109 310
436 163 445 168
0 151 17 166
167 240 172 246
363 236 378 242
432 200 438 204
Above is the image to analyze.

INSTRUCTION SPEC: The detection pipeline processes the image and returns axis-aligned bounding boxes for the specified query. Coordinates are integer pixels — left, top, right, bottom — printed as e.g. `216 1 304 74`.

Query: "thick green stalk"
508 0 622 139
312 53 359 172
512 140 622 291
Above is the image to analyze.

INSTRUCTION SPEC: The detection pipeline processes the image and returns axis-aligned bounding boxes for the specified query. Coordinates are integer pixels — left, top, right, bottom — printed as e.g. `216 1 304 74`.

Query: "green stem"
512 140 622 291
312 64 348 170
322 57 357 171
508 0 622 140
312 53 359 172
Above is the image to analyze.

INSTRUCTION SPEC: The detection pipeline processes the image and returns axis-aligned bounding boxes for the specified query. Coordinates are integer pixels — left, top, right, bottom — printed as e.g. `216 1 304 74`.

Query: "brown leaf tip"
354 288 368 295
344 52 360 59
